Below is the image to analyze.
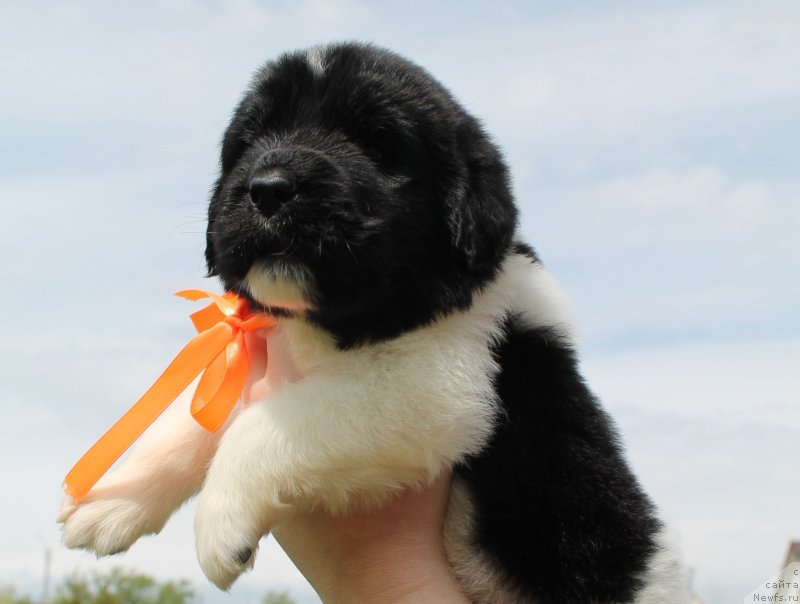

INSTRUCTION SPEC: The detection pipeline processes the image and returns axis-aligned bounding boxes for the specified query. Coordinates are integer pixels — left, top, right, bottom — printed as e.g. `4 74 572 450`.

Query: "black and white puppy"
61 43 687 603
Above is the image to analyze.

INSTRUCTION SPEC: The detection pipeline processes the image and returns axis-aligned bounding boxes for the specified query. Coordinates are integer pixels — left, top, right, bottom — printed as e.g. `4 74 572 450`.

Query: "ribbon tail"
191 333 248 433
63 322 235 501
175 289 211 301
189 302 227 333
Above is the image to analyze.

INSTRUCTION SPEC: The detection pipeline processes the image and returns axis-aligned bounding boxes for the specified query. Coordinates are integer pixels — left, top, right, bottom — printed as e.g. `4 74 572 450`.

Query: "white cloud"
586 166 730 213
584 335 800 427
473 2 800 146
515 161 799 352
570 164 798 252
505 72 557 111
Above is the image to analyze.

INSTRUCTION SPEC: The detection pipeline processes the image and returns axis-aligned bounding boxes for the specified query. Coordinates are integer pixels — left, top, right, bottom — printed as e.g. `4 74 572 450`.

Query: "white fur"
59 255 680 599
245 260 316 311
504 251 578 346
305 46 326 77
194 255 522 587
444 477 523 603
632 528 691 603
61 256 526 582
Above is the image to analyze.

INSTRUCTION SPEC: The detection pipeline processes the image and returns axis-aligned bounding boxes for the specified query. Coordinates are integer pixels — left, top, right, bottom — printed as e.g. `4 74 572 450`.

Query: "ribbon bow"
63 290 274 501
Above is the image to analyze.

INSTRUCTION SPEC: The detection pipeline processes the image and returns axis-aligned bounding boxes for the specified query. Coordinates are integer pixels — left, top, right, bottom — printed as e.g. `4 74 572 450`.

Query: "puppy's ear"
446 123 517 273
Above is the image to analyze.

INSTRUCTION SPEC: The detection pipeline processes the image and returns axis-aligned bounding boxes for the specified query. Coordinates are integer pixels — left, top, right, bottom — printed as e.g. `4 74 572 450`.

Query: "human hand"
272 472 470 604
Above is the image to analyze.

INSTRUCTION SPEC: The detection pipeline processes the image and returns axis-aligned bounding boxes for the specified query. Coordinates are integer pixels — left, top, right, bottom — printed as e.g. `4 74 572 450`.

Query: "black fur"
457 318 660 602
206 42 516 348
206 42 663 603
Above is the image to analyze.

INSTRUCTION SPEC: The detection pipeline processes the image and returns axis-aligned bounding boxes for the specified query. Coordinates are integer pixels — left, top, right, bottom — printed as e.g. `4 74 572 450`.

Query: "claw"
235 547 254 565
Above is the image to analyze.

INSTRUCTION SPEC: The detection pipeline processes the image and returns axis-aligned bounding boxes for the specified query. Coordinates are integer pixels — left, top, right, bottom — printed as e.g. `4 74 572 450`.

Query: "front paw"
194 488 272 590
59 493 168 556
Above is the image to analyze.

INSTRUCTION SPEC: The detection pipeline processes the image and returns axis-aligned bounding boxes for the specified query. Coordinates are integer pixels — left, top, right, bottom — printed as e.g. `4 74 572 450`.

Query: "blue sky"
1 1 798 603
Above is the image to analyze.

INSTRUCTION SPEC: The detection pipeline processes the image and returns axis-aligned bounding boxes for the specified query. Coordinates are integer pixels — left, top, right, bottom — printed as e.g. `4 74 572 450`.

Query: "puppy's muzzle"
246 144 347 217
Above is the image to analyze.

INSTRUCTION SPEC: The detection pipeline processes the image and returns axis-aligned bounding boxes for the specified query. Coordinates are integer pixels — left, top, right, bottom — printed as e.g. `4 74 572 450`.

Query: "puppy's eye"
365 146 385 163
366 145 402 172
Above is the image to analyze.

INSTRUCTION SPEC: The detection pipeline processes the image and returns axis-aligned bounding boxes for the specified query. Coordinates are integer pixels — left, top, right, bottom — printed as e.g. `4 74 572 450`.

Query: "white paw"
58 492 168 556
194 486 281 590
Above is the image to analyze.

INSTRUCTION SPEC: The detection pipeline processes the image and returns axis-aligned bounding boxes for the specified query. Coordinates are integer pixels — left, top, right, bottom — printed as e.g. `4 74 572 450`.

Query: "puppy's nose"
248 170 295 215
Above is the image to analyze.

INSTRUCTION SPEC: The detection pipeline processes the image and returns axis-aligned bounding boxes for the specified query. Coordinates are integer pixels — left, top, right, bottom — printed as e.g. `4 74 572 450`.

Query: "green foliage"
4 570 295 604
0 585 34 604
261 590 296 604
52 568 195 604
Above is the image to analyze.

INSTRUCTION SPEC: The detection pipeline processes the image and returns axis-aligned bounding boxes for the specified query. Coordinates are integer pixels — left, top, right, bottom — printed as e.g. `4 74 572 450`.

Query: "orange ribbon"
63 290 274 501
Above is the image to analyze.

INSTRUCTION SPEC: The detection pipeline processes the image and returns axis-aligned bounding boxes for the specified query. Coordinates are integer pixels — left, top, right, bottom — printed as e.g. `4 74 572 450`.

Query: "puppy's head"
206 42 517 347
